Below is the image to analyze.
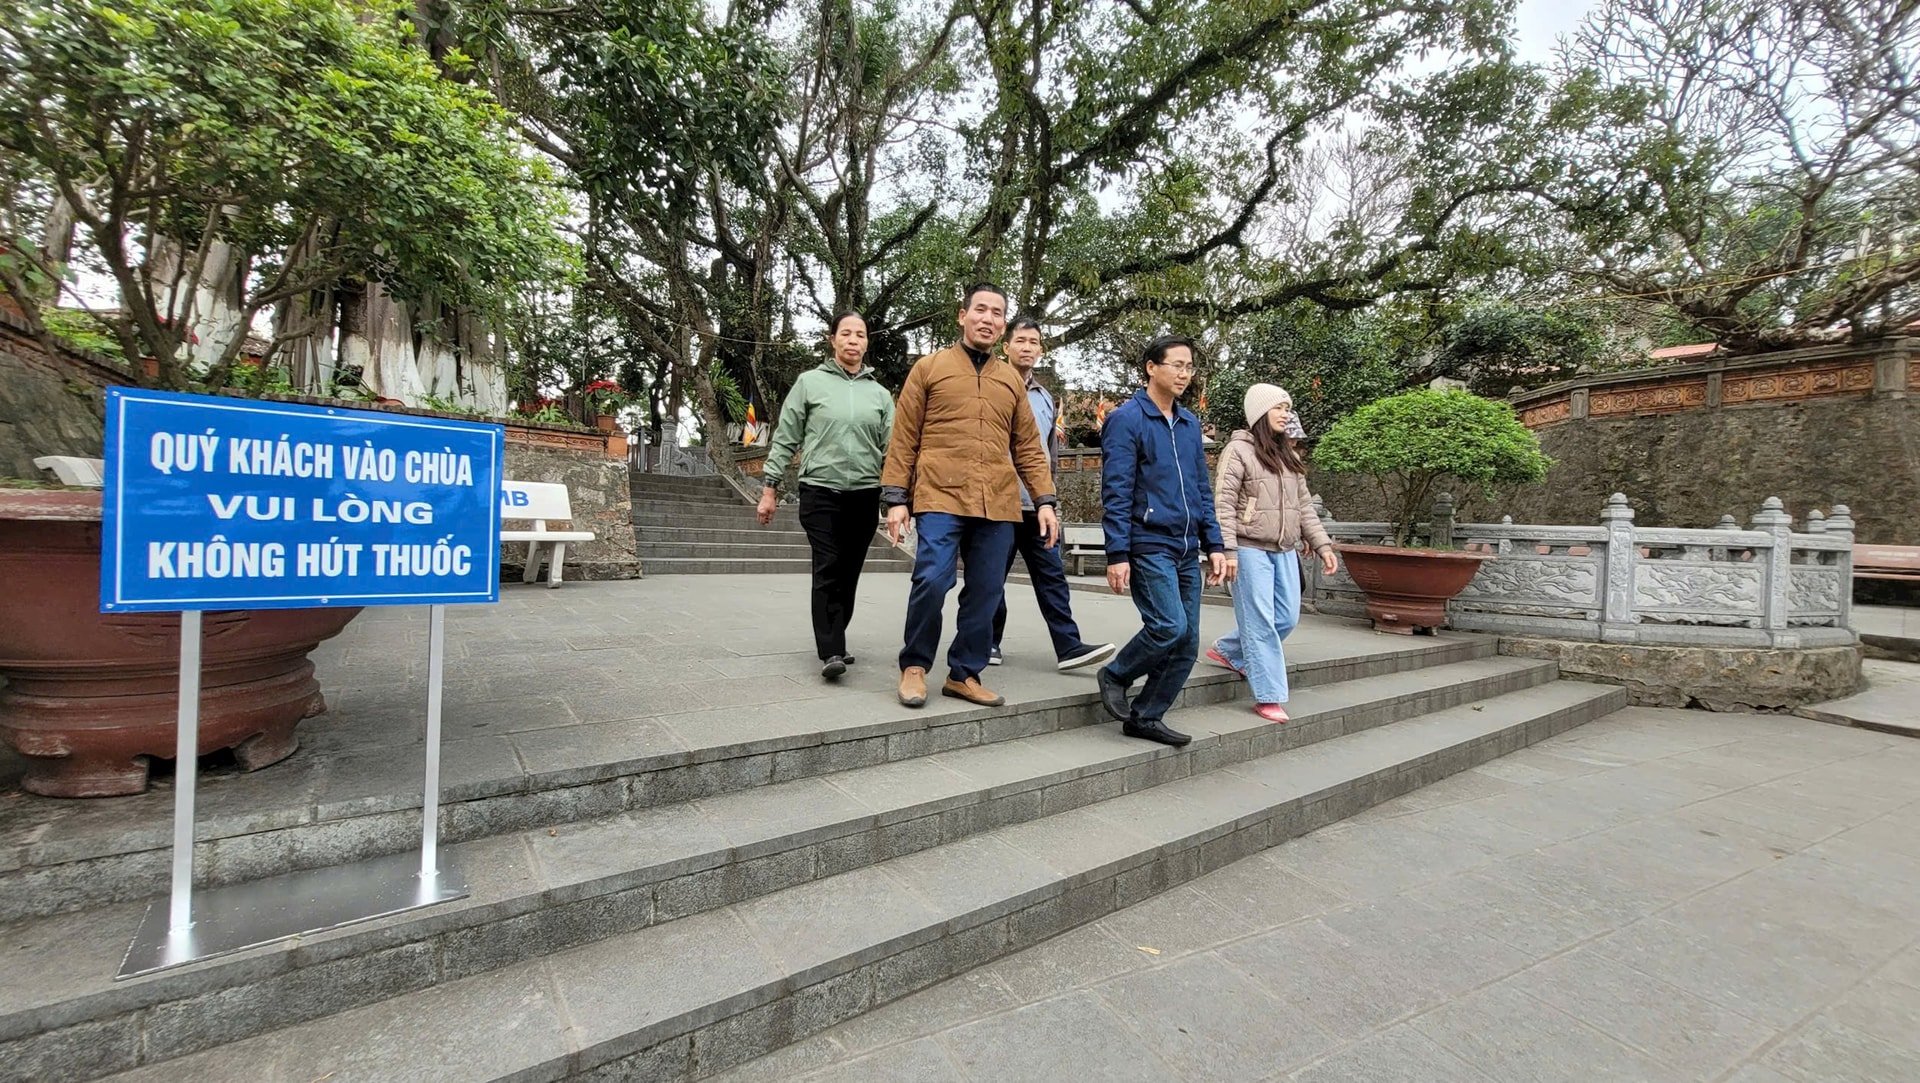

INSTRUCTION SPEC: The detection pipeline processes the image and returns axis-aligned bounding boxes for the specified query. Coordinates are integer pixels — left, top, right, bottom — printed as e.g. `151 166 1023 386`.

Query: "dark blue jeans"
900 512 1017 681
990 510 1086 659
1102 550 1202 724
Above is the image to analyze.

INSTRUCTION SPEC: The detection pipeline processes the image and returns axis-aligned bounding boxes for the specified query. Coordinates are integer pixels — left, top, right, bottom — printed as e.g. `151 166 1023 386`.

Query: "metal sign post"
104 389 502 979
168 610 201 936
420 604 446 885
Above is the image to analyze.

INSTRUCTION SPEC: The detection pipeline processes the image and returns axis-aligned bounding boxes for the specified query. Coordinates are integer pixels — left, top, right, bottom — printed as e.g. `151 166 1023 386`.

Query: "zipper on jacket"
1166 413 1192 553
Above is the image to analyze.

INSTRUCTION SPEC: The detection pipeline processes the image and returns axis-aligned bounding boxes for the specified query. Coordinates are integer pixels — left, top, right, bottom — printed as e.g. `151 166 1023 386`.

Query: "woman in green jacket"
758 312 896 680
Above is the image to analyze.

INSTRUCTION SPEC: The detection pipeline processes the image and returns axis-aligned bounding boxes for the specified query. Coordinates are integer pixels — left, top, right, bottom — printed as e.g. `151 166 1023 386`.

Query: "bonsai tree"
1314 388 1551 547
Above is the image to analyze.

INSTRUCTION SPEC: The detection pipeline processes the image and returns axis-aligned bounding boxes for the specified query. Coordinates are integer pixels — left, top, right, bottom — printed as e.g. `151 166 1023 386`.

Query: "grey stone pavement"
1797 605 1920 735
1851 605 1918 643
1800 659 1920 737
717 706 1920 1083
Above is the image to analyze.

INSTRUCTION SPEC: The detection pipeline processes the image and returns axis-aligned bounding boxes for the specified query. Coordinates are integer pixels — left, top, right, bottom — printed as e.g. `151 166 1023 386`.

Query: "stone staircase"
631 473 912 576
0 624 1627 1082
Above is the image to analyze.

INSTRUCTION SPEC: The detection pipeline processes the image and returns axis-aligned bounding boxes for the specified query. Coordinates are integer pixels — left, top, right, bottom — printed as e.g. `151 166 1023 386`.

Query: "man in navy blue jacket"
1096 334 1229 746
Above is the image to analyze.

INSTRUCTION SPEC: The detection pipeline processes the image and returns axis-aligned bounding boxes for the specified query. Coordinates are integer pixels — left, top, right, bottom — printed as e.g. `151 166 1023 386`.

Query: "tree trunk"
340 281 421 403
35 196 76 303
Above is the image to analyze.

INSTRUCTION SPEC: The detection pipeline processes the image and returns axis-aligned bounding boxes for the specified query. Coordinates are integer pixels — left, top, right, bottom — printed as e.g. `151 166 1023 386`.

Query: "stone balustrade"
1307 493 1857 649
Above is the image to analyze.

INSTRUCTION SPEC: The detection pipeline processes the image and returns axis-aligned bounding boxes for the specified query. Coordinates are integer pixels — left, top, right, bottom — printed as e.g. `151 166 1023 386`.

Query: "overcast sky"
1513 0 1598 63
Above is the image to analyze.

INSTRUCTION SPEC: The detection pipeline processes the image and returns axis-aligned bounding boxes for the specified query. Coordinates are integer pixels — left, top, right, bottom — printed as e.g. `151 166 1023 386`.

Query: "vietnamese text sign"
102 389 504 611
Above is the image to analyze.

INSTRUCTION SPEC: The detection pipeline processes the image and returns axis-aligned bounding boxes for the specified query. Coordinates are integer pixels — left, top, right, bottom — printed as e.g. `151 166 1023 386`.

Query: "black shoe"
822 656 847 681
988 646 1004 666
842 655 855 665
1095 667 1133 723
1056 642 1118 672
1123 718 1193 747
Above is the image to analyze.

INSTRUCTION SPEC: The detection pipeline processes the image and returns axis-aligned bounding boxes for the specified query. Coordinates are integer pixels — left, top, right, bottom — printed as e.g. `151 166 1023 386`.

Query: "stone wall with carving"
0 310 118 480
1300 339 1920 544
500 446 640 581
1486 338 1920 545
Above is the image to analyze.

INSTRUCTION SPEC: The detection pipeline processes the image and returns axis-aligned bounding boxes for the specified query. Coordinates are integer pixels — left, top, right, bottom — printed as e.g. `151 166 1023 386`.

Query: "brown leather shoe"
898 667 928 708
941 676 1005 707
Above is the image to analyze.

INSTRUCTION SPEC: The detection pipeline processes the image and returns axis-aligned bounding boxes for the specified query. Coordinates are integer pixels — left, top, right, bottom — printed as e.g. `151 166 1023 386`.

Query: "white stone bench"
1062 524 1106 576
501 480 596 588
34 456 105 487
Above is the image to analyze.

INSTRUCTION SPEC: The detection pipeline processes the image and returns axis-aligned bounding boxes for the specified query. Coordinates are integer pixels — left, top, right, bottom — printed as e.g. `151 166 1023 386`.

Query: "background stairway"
2 630 1627 1082
631 472 912 576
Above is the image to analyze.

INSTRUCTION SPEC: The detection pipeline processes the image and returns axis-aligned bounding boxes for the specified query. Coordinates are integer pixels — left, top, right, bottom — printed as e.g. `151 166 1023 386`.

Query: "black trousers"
797 484 882 660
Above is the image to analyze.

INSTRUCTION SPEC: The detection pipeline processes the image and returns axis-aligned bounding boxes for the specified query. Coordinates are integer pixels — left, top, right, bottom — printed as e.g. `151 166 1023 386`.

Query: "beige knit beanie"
1243 383 1292 427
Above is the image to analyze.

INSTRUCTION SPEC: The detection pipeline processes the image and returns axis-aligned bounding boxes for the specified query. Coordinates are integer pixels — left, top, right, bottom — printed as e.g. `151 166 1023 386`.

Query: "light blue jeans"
1215 547 1302 704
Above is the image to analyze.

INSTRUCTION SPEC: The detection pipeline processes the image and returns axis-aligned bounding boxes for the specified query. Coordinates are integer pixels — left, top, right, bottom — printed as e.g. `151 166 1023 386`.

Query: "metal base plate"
118 850 468 979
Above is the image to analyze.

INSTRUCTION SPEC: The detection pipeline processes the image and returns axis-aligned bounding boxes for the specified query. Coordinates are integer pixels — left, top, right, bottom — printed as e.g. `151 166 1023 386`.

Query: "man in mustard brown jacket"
882 283 1061 708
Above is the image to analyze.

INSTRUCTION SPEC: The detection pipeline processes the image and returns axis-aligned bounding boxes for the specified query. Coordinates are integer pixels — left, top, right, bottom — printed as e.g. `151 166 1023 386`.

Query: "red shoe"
1254 703 1290 724
1205 647 1245 677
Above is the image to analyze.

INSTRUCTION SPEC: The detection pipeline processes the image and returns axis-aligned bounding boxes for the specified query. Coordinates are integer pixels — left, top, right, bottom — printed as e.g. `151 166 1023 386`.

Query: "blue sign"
101 388 504 611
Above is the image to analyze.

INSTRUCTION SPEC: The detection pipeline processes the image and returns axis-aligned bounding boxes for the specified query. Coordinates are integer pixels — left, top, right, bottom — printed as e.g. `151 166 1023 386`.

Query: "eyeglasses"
1152 361 1197 373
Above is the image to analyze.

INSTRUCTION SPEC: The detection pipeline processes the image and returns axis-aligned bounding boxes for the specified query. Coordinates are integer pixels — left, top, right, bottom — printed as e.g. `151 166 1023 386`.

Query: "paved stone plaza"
3 574 1915 1082
719 704 1920 1083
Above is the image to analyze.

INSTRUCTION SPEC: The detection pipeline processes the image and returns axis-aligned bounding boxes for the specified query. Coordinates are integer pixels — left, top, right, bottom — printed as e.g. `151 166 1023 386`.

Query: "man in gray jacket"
988 317 1117 672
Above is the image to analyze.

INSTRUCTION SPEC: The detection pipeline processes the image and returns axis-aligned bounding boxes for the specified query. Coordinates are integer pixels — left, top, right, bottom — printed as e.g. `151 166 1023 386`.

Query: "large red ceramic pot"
0 490 361 797
1334 543 1491 636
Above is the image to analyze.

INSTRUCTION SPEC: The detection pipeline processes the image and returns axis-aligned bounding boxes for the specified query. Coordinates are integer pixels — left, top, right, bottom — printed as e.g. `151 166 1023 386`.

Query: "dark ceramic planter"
1335 543 1491 635
0 490 361 797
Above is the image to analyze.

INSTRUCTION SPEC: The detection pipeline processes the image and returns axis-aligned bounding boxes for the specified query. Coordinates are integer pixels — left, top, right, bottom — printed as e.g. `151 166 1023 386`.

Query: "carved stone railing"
1306 493 1856 649
628 436 717 477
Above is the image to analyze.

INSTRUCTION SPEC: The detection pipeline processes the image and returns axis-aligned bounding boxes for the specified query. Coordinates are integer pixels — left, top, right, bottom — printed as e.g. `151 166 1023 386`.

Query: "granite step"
633 545 894 564
0 634 1496 927
84 678 1625 1082
0 654 1559 1078
630 498 761 516
629 495 747 512
628 476 738 492
634 528 814 546
634 511 798 531
636 542 900 561
1852 605 1920 664
647 558 916 575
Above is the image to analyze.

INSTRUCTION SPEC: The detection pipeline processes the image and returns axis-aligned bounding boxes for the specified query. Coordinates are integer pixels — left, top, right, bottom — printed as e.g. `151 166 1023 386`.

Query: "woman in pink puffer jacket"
1206 384 1340 723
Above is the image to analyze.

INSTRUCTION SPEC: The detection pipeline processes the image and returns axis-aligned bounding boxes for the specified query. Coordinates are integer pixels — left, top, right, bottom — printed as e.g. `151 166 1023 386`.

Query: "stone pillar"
1430 492 1455 549
1600 493 1638 642
1752 496 1795 645
1828 503 1857 632
1709 513 1740 561
1874 341 1908 396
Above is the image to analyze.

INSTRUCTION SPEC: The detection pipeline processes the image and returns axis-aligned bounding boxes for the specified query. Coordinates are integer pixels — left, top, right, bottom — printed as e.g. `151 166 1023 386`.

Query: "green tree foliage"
453 0 784 460
1424 303 1610 398
1206 308 1404 439
0 0 566 388
1314 389 1551 546
962 0 1611 350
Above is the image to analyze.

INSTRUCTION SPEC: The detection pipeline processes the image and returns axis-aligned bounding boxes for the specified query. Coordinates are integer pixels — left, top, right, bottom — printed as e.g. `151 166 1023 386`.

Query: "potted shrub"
584 380 629 433
1313 389 1551 634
